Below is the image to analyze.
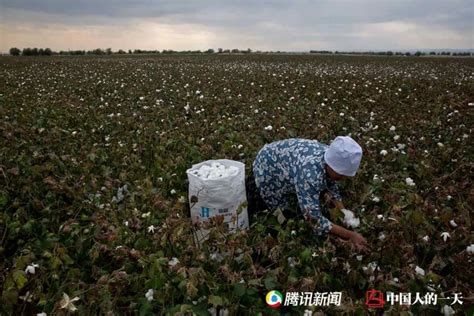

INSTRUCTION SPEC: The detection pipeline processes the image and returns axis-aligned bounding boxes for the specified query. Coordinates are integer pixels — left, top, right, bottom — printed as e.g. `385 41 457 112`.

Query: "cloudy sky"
0 0 472 52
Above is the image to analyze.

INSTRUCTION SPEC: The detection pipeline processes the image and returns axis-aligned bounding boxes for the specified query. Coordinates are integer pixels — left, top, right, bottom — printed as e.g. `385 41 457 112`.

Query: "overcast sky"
0 0 472 52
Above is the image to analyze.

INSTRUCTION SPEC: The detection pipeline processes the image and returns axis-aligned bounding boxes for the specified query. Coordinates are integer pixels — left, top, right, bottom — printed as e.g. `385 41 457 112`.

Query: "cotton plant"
3 51 473 315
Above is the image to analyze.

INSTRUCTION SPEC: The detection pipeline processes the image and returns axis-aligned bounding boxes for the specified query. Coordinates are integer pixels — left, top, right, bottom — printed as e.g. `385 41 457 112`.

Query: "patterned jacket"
252 138 342 235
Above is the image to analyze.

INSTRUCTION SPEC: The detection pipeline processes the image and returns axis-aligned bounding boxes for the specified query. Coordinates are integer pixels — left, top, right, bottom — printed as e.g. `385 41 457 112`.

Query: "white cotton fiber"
341 208 360 228
193 162 239 179
467 244 474 254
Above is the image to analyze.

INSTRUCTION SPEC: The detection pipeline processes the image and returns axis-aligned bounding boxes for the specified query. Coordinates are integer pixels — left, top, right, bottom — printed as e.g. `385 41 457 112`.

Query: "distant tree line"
10 47 53 56
8 47 472 57
8 47 252 56
309 50 472 56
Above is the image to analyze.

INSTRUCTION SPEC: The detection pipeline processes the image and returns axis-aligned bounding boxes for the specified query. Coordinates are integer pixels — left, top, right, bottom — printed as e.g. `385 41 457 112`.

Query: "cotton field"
0 54 472 314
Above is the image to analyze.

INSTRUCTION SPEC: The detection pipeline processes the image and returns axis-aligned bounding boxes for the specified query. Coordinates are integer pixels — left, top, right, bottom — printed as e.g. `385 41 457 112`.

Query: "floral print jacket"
252 138 342 235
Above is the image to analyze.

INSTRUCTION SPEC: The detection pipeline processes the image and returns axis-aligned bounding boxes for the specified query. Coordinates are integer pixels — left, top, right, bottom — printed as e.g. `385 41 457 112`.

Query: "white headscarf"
324 136 362 177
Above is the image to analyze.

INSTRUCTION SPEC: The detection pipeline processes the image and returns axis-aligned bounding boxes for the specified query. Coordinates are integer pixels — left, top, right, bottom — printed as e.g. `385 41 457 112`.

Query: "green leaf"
300 247 312 263
247 279 262 287
2 289 18 305
264 276 279 290
191 303 212 315
208 295 224 306
139 299 152 316
0 192 7 207
51 256 62 269
236 201 248 215
233 283 246 297
273 208 286 224
13 270 27 289
329 207 342 221
409 209 425 225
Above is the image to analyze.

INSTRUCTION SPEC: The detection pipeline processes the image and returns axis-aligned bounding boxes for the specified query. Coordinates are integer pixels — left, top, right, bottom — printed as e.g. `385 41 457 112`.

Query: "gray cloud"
0 0 472 51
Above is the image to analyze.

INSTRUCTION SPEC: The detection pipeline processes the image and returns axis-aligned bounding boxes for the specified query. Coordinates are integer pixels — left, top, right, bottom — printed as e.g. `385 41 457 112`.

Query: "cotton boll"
341 208 354 219
168 257 180 267
415 266 425 276
441 305 455 316
348 217 360 228
25 263 39 275
440 232 450 242
405 177 415 186
303 309 313 316
145 289 154 301
467 244 474 254
341 209 360 228
362 261 378 274
193 162 239 180
200 165 212 172
287 257 297 268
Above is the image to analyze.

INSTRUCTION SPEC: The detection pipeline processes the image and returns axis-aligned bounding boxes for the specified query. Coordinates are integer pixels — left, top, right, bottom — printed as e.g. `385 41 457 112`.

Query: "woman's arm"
329 223 353 239
322 191 345 210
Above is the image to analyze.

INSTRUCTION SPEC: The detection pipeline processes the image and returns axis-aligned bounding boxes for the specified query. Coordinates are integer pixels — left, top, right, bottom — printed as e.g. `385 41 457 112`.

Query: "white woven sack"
186 159 249 245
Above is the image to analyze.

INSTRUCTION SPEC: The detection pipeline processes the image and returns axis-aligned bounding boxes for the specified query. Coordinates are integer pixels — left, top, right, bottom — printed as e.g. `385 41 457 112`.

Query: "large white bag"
186 159 249 245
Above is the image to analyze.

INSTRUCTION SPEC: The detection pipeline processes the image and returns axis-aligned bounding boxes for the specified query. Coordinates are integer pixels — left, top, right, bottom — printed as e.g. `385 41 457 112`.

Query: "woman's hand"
348 231 370 252
330 224 370 253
